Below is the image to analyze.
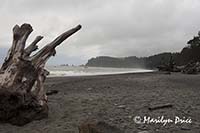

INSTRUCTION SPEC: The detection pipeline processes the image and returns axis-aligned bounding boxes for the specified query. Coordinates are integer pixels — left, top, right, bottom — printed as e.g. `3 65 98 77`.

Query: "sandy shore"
0 72 200 133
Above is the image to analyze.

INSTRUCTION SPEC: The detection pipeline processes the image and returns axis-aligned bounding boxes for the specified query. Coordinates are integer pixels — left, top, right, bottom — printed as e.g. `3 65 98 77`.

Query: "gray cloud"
0 0 200 65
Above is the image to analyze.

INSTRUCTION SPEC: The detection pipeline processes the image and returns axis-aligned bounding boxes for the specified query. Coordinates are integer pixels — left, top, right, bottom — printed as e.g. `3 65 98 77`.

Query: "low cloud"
0 0 200 65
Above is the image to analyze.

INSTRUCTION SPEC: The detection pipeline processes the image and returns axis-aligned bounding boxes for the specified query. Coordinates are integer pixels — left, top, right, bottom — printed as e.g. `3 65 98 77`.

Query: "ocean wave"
47 67 153 77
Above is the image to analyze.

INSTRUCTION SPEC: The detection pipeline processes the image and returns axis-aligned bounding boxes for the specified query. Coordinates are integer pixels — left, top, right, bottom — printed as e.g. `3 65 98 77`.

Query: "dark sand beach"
0 72 200 133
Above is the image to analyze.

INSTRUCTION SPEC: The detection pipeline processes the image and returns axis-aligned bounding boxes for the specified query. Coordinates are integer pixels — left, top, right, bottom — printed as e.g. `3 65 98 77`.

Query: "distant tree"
180 31 200 64
187 35 200 49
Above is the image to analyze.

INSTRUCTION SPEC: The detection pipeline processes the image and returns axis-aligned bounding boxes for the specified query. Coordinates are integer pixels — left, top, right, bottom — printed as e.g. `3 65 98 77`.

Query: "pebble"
127 115 132 119
87 88 93 91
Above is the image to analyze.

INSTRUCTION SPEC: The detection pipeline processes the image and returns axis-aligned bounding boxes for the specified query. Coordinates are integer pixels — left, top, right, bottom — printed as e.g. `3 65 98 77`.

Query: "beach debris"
182 61 200 74
157 64 181 73
46 90 59 96
0 23 81 126
158 60 200 74
117 105 126 109
148 103 173 111
157 65 170 72
157 55 183 73
79 120 124 133
138 131 149 133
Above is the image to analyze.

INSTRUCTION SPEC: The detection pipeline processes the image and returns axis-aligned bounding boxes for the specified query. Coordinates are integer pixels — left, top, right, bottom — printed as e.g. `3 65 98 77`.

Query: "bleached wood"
0 23 81 125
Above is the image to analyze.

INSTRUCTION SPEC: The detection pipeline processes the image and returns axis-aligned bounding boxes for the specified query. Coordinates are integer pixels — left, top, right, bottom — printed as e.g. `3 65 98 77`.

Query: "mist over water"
46 66 153 77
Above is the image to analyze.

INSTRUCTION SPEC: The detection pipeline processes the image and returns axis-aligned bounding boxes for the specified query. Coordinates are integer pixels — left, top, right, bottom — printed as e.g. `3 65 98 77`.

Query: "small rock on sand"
87 88 93 91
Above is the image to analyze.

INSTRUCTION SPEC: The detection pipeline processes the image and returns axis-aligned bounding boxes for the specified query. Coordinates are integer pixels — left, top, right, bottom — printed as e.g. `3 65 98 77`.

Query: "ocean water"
46 66 153 77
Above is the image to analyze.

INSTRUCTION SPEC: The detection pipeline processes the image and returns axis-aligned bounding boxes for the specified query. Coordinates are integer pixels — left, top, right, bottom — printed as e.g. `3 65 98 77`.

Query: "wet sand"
0 72 200 133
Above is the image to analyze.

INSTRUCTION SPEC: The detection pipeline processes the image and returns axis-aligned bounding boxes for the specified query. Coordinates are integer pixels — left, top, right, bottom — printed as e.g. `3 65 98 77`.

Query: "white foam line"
48 69 154 77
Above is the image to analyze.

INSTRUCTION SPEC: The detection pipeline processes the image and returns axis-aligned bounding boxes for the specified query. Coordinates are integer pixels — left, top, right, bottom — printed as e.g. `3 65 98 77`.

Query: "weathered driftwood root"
0 23 81 126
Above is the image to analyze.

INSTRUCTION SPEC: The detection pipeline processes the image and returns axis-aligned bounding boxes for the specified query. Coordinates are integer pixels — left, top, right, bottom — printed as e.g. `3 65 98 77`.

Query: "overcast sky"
0 0 200 65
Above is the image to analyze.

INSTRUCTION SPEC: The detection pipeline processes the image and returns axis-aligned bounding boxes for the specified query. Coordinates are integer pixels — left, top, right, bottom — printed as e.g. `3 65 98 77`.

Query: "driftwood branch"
31 25 81 68
23 36 43 58
148 103 173 111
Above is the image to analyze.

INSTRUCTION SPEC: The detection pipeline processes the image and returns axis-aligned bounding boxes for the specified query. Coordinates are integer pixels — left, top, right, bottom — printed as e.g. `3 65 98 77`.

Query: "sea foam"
46 66 153 77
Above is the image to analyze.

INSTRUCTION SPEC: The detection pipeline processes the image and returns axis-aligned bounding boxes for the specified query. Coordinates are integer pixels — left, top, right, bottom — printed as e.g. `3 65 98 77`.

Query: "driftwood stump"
0 23 81 125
